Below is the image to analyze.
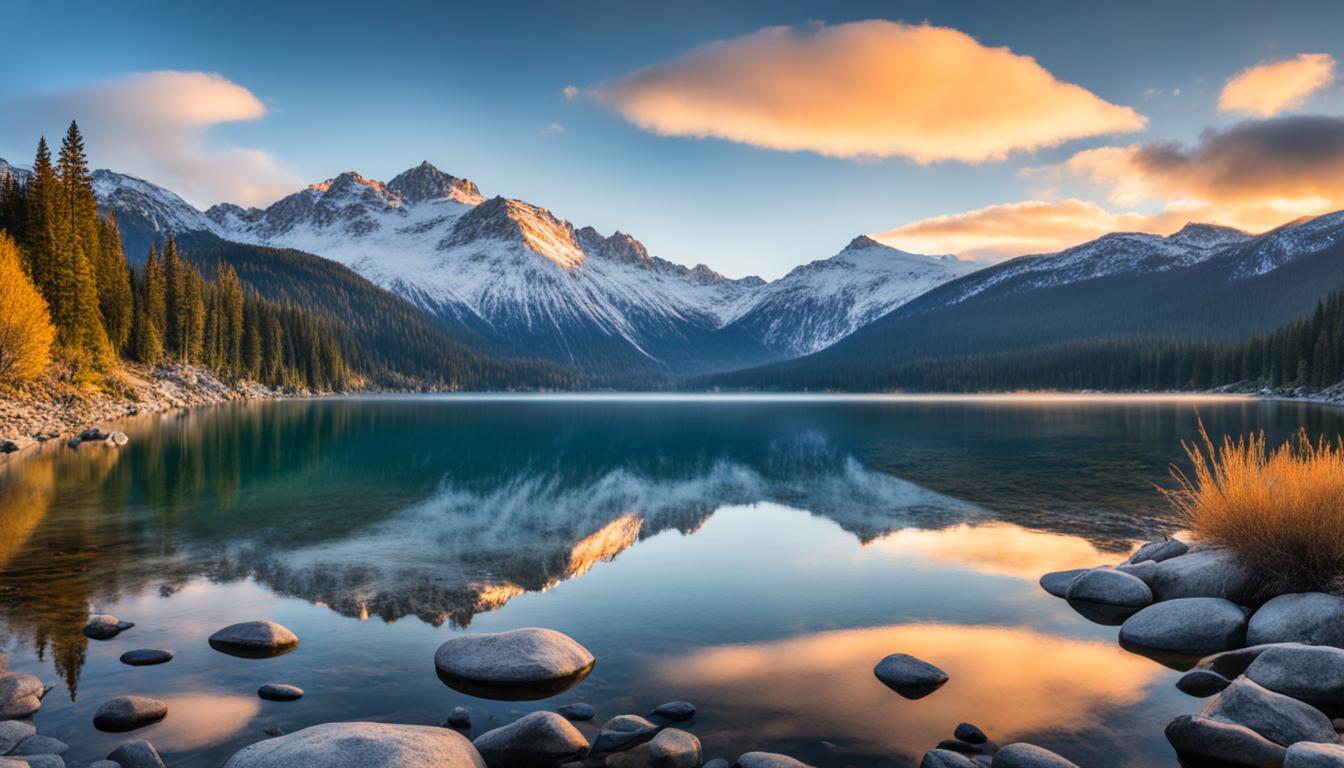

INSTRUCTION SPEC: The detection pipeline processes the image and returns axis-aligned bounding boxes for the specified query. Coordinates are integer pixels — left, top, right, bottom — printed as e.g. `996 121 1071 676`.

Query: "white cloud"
6 71 301 207
1219 53 1335 117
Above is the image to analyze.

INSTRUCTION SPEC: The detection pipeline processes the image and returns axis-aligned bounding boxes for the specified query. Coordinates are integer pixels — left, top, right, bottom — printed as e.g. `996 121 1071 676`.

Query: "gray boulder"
1202 677 1338 747
1038 569 1087 598
649 701 695 722
1114 560 1159 584
955 723 988 745
1165 714 1286 767
1247 593 1344 647
0 721 35 754
874 653 949 699
435 628 594 699
702 760 730 768
1119 598 1248 656
257 683 304 701
208 621 299 658
1287 743 1344 768
734 753 813 768
922 750 978 768
605 728 701 768
590 715 660 755
92 696 168 732
83 615 132 640
1148 549 1257 603
1245 643 1344 705
1196 644 1280 679
0 674 45 719
3 756 63 768
472 711 588 768
106 739 166 768
119 650 172 667
990 743 1079 767
1128 538 1189 564
1176 669 1232 697
556 703 594 721
85 762 121 768
1065 568 1153 607
11 735 67 756
445 707 472 728
224 722 485 768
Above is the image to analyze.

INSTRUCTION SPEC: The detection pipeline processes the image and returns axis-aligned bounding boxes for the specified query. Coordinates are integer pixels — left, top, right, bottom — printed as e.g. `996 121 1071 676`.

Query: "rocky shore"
0 363 300 455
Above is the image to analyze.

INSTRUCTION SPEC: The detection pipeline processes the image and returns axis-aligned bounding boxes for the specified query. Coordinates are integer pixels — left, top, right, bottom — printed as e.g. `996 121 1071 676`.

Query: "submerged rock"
208 621 299 659
119 650 173 667
1128 538 1189 565
590 715 661 755
1201 677 1338 747
0 673 45 719
223 722 484 768
649 701 695 722
874 653 949 699
106 739 166 768
1245 643 1344 706
257 684 304 701
435 628 594 700
1066 568 1153 608
1176 669 1233 698
954 723 987 745
83 615 132 640
606 728 701 768
1165 714 1286 768
445 707 472 728
1286 742 1344 768
92 696 168 732
472 711 588 768
1148 549 1257 603
1038 569 1088 598
1119 598 1248 658
992 743 1080 767
1247 593 1344 647
1196 644 1279 679
734 752 814 768
556 703 594 721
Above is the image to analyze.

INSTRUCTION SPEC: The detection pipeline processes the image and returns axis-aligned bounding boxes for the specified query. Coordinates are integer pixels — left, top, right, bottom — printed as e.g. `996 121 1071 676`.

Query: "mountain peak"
1166 222 1250 248
845 234 886 251
444 196 584 268
310 171 388 198
388 161 483 205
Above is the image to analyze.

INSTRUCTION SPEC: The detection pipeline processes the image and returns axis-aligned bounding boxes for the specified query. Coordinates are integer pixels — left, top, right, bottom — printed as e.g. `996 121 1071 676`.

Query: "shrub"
0 231 55 387
1165 426 1344 597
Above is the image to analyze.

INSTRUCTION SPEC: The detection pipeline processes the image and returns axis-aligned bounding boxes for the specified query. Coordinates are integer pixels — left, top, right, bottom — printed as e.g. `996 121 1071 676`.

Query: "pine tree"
94 214 133 350
24 137 58 296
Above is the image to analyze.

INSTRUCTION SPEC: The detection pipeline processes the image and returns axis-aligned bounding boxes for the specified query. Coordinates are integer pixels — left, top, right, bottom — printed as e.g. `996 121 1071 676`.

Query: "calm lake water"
1 395 1341 767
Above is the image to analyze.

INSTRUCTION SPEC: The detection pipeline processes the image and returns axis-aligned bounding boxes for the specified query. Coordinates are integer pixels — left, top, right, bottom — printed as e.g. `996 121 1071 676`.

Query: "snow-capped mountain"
726 235 979 356
0 158 31 184
90 162 980 374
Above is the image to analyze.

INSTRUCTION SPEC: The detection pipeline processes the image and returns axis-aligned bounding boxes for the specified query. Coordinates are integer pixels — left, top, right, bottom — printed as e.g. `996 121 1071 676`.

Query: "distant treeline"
706 288 1344 394
0 122 347 389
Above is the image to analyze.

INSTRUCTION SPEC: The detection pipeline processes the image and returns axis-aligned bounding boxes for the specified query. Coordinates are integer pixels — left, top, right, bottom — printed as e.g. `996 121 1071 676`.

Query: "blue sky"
5 0 1344 278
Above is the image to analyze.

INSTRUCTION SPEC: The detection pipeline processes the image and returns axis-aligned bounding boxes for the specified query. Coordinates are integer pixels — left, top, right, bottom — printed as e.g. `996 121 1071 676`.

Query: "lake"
1 395 1339 767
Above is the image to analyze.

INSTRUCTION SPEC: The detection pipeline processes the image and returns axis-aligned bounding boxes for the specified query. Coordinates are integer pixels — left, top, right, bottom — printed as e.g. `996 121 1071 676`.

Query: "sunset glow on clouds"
11 71 300 207
590 20 1146 163
1219 53 1336 117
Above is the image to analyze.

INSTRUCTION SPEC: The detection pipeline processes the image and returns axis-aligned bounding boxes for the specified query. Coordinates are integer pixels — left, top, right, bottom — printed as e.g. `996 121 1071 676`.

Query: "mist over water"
1 395 1340 767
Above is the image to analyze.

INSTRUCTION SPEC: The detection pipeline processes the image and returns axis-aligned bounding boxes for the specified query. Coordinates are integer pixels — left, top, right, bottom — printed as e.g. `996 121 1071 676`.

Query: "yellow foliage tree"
0 231 55 386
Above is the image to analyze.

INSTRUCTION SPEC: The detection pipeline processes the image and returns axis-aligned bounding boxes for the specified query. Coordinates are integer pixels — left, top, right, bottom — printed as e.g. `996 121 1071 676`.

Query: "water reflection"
661 623 1164 762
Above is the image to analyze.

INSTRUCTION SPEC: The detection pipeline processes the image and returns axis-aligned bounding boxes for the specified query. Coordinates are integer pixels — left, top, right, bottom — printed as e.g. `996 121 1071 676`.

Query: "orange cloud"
590 21 1145 163
872 198 1198 261
1219 54 1336 117
11 71 301 207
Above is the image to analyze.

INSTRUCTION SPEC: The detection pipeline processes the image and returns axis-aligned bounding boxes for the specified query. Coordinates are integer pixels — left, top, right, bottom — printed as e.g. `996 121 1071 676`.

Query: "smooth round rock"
702 760 730 768
1119 598 1248 658
992 743 1080 767
1148 549 1257 603
556 703 594 721
84 615 130 640
874 653 949 699
606 728 701 768
120 649 173 666
1202 677 1337 746
1245 643 1344 704
258 683 304 701
1247 593 1344 647
435 628 594 700
1176 669 1232 698
921 749 977 768
1286 742 1344 768
954 723 987 745
11 734 68 756
0 673 46 719
1165 714 1287 767
590 714 661 755
0 721 36 754
446 707 472 728
224 722 485 768
1128 538 1189 564
649 701 695 722
209 621 299 659
1066 568 1153 608
106 739 166 768
92 696 168 732
1038 569 1087 598
472 711 588 768
3 756 61 768
735 752 814 768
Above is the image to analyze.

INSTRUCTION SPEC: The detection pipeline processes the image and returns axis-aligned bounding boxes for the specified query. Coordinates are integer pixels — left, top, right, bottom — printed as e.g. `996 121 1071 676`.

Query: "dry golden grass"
1164 426 1344 597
